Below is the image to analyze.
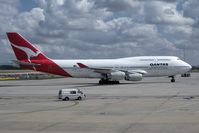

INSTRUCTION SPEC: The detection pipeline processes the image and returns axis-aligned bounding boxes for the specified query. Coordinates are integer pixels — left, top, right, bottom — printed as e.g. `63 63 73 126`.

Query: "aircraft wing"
77 63 114 74
77 63 147 75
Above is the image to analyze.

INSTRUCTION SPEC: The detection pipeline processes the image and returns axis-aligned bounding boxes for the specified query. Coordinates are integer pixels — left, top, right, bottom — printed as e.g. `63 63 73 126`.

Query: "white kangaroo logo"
11 43 41 63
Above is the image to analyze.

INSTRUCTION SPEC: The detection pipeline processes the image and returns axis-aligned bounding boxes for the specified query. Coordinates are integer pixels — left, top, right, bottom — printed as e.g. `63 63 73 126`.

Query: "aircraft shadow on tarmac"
0 81 171 88
71 81 171 88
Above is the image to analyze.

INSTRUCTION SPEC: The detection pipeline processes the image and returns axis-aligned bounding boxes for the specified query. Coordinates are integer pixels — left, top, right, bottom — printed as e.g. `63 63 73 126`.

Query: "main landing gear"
99 79 120 85
169 76 175 82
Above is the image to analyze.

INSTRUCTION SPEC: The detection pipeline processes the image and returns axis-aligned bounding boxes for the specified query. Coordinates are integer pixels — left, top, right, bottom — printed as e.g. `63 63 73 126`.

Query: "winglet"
77 63 89 68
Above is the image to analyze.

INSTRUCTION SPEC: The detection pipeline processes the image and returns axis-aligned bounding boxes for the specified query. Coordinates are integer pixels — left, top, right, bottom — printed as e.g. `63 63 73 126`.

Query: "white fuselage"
53 56 191 79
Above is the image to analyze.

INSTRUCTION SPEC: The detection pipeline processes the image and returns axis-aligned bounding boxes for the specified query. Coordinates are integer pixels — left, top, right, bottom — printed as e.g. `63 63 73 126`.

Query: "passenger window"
70 91 76 94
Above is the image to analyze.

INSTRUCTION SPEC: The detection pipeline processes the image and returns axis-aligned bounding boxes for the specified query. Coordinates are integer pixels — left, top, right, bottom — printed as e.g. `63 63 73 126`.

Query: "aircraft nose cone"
187 64 192 71
184 62 192 72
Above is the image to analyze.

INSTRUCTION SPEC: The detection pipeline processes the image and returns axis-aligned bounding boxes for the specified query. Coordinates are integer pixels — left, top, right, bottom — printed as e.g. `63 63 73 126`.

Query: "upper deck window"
157 59 171 61
140 59 155 61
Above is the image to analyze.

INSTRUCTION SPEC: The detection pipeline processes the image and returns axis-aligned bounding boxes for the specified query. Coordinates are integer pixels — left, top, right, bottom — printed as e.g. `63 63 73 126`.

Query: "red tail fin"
6 32 48 61
6 32 72 77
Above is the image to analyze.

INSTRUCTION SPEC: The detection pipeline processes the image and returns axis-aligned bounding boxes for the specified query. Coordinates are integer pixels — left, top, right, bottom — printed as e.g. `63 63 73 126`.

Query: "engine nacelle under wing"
108 71 125 81
125 73 143 81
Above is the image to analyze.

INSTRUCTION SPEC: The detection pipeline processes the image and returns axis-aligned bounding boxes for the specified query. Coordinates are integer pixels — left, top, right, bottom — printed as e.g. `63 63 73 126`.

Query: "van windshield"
78 90 83 94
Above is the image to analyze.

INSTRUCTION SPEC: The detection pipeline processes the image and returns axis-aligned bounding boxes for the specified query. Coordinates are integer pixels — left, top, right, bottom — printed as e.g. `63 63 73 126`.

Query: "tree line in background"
0 65 20 70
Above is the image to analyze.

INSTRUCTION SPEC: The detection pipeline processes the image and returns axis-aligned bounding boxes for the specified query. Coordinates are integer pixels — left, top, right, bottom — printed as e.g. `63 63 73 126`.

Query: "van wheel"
64 97 69 101
77 97 82 100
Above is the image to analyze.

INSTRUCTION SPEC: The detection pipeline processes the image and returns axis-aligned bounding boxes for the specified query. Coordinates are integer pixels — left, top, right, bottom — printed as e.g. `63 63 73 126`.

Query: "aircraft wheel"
115 81 120 84
99 79 120 84
99 80 103 85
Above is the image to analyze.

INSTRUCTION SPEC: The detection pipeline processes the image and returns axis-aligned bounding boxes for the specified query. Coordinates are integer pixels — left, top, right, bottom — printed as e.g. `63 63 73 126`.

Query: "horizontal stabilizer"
12 60 41 66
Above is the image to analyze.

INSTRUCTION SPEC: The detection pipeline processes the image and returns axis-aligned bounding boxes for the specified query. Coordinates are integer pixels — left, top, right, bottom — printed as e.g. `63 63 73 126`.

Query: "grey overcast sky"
0 0 199 65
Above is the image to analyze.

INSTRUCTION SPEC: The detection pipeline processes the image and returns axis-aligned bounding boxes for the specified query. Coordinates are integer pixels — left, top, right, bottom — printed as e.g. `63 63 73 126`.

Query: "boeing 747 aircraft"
6 32 192 84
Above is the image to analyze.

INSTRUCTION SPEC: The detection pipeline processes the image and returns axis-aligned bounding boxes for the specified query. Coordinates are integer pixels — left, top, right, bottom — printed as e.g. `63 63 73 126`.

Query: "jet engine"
125 73 143 81
108 71 125 81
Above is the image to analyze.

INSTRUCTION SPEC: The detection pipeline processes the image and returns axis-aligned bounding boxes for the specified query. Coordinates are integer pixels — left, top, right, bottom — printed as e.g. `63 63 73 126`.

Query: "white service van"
58 88 86 101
